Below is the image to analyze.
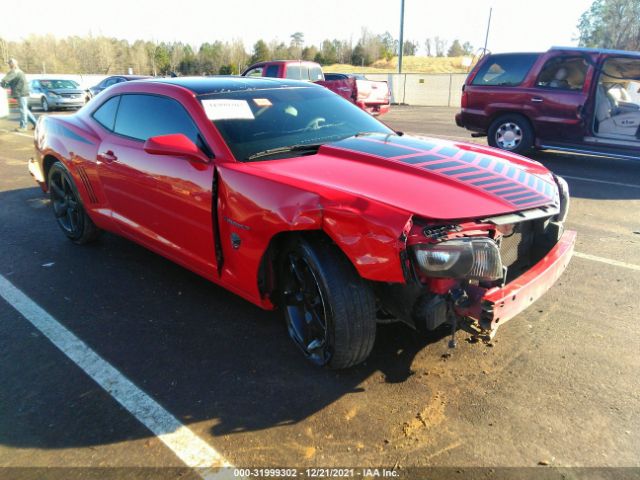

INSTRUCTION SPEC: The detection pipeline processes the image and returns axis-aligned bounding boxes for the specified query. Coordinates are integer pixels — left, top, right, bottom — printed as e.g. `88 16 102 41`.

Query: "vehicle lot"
1 106 639 477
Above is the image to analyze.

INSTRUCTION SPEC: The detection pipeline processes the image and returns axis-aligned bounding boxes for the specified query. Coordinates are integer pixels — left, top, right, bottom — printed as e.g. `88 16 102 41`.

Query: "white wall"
361 73 468 107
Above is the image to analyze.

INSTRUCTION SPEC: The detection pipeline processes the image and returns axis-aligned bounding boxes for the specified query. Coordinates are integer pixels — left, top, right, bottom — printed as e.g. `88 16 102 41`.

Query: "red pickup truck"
241 60 391 116
456 47 640 161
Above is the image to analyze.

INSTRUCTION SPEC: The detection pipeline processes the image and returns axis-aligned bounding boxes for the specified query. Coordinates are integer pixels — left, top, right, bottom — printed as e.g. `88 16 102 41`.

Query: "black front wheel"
48 162 101 244
280 237 377 369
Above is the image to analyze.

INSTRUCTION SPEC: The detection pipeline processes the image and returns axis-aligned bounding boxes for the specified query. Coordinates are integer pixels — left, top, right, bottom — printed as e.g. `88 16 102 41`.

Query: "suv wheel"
488 114 534 154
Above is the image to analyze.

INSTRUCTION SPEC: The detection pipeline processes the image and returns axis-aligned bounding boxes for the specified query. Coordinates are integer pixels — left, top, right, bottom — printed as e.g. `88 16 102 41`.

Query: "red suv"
456 47 640 161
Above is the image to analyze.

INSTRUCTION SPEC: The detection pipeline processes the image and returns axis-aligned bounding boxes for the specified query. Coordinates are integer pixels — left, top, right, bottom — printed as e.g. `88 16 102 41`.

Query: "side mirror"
143 134 209 163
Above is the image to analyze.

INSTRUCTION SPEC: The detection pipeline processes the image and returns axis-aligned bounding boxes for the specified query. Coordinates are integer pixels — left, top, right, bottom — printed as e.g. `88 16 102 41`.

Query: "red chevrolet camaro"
29 77 576 368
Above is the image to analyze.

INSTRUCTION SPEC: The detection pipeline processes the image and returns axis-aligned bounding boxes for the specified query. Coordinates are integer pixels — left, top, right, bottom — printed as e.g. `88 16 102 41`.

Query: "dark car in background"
88 75 151 98
29 79 86 111
456 47 640 161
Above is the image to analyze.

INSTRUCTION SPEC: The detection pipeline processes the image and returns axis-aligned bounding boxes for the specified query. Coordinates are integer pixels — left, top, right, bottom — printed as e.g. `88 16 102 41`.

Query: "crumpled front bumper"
457 229 577 330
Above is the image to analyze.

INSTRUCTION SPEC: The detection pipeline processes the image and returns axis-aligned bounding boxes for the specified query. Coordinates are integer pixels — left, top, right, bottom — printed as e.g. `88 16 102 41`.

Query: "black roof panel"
145 76 316 94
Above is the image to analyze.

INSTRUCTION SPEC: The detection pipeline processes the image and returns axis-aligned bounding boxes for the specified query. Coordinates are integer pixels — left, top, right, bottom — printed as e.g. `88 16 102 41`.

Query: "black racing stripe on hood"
330 134 556 208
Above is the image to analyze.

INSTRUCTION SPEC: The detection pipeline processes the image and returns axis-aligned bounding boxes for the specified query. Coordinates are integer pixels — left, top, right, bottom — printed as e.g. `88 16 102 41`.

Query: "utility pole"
398 0 405 74
483 7 493 56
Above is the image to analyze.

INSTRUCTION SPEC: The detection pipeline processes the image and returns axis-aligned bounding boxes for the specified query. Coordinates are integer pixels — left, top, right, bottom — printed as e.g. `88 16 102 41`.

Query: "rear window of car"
285 65 303 80
264 65 280 77
92 96 121 131
471 53 539 87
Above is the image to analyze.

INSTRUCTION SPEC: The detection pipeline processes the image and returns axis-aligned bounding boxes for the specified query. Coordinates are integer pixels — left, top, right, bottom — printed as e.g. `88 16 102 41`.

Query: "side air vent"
77 167 98 204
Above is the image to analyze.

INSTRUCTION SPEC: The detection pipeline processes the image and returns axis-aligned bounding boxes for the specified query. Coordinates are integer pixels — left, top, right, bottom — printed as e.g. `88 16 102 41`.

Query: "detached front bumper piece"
460 230 577 331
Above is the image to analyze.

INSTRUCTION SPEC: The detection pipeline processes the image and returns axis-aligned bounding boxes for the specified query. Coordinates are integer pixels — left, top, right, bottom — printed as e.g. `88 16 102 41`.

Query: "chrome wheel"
495 122 523 150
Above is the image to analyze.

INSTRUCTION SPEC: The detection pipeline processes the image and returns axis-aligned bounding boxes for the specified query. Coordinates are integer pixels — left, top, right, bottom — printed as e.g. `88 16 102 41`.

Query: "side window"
92 96 121 131
536 56 588 91
285 65 302 80
264 65 280 77
113 94 200 145
472 54 539 87
309 66 324 81
245 67 263 77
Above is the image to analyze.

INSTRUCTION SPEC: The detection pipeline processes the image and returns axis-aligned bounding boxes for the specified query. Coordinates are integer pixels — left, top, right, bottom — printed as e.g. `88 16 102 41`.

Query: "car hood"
48 88 85 95
250 134 559 220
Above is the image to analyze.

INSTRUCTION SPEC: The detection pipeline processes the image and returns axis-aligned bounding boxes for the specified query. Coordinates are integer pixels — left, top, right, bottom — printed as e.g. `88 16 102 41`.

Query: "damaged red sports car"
29 77 576 368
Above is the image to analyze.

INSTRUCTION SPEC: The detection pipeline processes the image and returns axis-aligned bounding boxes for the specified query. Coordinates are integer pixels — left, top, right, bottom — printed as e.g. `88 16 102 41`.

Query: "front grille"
499 221 534 278
60 93 81 98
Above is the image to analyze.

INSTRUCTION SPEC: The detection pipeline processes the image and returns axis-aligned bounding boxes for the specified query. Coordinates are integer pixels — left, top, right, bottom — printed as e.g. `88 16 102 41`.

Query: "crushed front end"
376 176 575 339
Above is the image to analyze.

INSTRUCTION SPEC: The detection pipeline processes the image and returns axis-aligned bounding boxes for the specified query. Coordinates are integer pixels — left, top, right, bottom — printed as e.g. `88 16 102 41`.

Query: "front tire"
48 162 101 244
41 97 50 112
488 114 534 155
280 237 377 369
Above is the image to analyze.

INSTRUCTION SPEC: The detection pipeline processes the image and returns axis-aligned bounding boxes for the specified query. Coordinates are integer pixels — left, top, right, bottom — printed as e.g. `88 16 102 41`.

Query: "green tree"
403 40 418 56
447 39 465 57
351 43 371 66
462 41 474 55
578 0 640 50
219 64 234 75
250 39 270 64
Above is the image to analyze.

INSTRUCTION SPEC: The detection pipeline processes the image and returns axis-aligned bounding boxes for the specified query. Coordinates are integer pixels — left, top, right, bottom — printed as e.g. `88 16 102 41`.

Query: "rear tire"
48 162 101 244
279 237 377 369
488 114 534 155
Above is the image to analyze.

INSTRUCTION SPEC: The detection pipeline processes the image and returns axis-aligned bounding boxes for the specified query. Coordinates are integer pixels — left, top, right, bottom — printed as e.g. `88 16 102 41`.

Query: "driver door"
95 93 218 276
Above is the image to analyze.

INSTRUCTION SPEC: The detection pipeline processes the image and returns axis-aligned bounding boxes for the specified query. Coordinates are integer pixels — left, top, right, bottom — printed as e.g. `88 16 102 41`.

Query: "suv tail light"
461 89 468 108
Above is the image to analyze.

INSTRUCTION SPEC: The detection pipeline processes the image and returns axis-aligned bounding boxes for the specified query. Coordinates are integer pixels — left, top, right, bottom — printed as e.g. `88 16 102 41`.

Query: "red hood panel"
251 134 559 220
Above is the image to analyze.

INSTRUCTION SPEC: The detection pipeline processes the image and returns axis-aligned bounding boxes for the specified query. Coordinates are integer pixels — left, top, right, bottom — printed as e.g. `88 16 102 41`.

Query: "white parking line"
574 251 640 272
562 175 640 190
0 274 234 479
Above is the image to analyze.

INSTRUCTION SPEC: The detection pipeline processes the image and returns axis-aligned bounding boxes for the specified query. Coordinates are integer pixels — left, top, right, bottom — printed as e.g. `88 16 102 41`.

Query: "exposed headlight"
554 175 570 223
410 238 503 281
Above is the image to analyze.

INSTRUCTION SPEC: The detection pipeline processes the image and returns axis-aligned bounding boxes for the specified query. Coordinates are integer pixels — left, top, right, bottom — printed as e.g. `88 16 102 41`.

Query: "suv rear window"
472 53 539 87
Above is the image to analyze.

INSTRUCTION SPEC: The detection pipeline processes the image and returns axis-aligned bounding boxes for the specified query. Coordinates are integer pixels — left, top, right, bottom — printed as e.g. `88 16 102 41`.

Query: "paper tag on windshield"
201 99 254 121
253 98 272 107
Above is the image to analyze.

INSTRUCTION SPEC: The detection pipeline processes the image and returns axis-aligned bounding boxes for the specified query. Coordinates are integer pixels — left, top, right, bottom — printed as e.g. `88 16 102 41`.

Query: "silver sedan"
29 79 86 111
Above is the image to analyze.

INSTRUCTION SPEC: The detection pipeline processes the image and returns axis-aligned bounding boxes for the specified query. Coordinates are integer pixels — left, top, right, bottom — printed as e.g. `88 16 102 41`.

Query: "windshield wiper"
245 143 323 161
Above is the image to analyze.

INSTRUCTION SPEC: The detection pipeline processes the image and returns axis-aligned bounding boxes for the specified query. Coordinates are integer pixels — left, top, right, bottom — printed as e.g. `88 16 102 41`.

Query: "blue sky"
3 0 594 54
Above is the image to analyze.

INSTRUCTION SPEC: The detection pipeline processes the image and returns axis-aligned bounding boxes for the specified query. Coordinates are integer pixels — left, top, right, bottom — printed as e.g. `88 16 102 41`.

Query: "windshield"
199 86 393 161
39 79 80 89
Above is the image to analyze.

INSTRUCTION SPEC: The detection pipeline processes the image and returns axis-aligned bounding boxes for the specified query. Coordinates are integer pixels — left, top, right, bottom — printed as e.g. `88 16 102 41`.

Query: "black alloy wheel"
280 237 377 369
283 250 331 366
48 162 100 244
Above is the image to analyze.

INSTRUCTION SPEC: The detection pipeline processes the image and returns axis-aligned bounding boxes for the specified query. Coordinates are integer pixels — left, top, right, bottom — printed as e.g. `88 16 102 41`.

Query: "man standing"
1 58 37 131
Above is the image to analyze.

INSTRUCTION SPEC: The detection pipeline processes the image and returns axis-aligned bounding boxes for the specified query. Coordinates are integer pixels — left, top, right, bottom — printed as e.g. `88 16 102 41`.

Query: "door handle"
531 97 544 103
97 150 117 163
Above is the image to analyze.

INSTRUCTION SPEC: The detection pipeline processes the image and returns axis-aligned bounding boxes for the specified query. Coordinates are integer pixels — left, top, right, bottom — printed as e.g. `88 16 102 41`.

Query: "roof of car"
147 76 315 94
550 46 640 58
106 75 151 80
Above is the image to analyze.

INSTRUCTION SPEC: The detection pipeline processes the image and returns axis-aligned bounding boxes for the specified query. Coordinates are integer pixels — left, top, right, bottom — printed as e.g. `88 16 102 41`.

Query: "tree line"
0 31 474 76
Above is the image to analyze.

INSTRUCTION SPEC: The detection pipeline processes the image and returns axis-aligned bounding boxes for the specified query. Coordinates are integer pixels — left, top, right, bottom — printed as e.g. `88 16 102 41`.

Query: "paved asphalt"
0 106 639 479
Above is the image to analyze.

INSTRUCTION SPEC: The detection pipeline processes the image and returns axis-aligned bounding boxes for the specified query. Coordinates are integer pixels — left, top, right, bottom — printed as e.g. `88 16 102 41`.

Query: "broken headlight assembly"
410 238 503 281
